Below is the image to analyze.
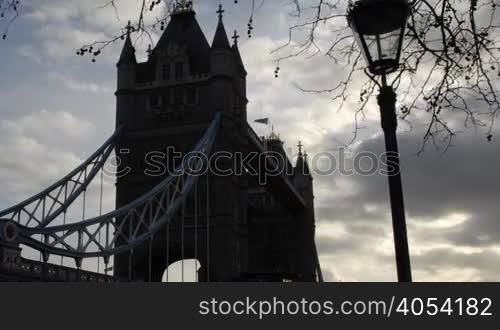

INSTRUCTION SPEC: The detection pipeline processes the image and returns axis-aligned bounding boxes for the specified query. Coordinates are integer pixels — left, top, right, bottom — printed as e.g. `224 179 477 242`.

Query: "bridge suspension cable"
194 179 198 282
97 166 104 273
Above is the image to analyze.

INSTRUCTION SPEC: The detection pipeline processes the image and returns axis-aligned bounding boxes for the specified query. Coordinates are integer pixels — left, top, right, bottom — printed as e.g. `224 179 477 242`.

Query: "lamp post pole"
347 0 413 282
378 75 412 282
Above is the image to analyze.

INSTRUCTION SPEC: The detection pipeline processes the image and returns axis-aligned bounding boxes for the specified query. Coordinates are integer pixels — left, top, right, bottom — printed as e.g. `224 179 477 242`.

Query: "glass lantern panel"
363 34 379 61
364 29 401 62
353 30 372 65
378 29 401 60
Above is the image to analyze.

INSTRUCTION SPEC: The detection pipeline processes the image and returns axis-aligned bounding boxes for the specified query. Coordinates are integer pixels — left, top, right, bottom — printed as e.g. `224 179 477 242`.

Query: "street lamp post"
347 0 412 282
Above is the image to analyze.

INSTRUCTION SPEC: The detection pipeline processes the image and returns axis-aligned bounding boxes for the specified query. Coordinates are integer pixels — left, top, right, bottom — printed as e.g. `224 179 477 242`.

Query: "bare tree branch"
2 0 498 148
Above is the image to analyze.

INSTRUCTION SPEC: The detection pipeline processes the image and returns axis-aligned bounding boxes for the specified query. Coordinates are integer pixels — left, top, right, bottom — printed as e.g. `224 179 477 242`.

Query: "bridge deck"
1 245 117 282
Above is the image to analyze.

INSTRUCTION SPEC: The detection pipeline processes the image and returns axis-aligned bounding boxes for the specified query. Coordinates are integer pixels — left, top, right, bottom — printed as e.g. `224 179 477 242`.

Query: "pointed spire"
295 142 311 176
298 141 303 156
232 30 240 47
212 4 231 49
118 21 136 66
303 150 311 175
217 4 225 19
231 30 247 74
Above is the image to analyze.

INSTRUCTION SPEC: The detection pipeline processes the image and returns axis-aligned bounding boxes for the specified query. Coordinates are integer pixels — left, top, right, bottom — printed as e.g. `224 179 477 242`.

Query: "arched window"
162 259 201 282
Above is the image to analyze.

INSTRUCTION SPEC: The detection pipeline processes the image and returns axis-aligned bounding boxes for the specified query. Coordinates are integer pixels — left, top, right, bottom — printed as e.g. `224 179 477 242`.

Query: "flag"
254 118 269 125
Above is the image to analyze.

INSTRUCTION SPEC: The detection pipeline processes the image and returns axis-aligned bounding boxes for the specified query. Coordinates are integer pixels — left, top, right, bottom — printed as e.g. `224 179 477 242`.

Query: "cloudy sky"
0 0 499 282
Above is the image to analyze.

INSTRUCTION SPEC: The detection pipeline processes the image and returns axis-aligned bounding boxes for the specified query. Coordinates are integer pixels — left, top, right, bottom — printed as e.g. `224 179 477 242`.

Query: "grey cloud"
412 248 500 282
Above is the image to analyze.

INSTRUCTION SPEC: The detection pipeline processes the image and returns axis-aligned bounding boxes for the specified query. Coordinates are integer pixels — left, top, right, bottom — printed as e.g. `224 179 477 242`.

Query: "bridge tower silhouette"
115 3 318 282
0 2 322 282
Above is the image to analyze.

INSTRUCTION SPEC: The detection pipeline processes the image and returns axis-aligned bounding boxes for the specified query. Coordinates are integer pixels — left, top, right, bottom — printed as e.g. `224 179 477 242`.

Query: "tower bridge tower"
114 3 318 282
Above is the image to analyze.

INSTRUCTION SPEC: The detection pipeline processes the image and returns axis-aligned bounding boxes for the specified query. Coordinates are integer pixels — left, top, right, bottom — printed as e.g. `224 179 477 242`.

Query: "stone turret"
292 143 316 282
209 4 247 120
116 25 137 128
293 144 313 206
231 30 248 121
117 26 137 90
294 148 312 181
